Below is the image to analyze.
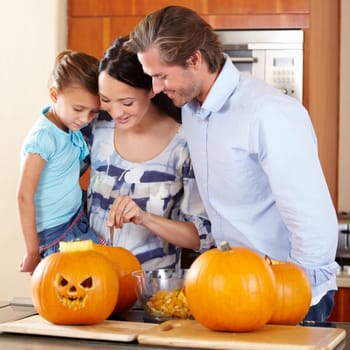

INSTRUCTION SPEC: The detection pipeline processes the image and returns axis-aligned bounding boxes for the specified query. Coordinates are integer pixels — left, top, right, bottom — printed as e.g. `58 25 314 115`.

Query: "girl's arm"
17 153 46 273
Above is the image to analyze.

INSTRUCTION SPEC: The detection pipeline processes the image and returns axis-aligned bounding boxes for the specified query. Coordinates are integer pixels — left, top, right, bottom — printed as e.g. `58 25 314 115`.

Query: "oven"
215 29 304 102
337 212 350 271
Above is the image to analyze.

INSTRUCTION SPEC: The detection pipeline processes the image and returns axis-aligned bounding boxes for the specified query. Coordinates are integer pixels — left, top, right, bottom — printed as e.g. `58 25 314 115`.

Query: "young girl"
17 50 103 274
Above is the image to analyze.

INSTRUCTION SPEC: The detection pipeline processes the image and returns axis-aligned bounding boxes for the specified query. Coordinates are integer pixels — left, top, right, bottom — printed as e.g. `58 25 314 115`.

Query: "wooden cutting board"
0 314 156 342
137 319 346 350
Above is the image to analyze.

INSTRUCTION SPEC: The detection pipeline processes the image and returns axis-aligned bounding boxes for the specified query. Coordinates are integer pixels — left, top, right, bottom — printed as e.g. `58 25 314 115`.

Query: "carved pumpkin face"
54 272 94 311
31 248 119 325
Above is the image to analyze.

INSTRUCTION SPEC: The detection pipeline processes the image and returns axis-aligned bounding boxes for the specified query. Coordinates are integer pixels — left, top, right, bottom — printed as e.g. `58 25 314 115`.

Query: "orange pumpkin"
31 241 119 325
266 256 312 325
92 243 142 314
185 242 277 332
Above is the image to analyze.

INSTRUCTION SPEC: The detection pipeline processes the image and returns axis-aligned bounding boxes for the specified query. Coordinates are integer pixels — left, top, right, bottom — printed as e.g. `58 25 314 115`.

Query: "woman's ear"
149 88 156 99
49 87 58 102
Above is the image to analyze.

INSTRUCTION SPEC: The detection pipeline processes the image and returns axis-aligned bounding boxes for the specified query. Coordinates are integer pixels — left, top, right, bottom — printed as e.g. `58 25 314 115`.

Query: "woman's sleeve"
80 123 92 175
173 151 216 252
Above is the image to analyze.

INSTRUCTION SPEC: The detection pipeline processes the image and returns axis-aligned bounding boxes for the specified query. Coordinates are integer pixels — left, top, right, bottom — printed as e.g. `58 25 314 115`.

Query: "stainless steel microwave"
215 30 304 102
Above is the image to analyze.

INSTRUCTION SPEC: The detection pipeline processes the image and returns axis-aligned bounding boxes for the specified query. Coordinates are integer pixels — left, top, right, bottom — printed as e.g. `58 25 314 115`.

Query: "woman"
82 36 214 270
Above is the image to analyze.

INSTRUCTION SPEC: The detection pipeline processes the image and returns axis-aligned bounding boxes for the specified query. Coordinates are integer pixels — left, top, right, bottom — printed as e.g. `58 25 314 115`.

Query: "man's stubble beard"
173 78 201 107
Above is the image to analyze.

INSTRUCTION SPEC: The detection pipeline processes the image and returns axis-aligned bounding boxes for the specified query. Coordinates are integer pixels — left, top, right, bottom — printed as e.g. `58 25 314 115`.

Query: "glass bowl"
132 268 192 322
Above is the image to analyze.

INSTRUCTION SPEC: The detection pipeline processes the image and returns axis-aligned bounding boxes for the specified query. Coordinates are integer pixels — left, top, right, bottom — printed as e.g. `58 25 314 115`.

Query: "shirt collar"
188 54 240 120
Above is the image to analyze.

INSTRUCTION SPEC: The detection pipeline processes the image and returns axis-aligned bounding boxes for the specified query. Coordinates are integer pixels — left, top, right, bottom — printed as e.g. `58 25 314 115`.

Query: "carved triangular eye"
56 274 68 287
80 276 93 289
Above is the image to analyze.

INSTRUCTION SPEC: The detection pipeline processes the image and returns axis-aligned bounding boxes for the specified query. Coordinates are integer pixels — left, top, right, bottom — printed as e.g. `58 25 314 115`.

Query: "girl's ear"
49 87 58 102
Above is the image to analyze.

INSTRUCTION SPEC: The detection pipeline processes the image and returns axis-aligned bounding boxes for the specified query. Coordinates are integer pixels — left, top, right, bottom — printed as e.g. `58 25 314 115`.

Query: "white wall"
0 0 66 301
338 0 350 212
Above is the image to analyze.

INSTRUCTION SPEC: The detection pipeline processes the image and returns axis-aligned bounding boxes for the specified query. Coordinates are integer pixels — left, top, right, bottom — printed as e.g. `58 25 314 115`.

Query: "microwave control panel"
265 50 303 102
215 30 304 102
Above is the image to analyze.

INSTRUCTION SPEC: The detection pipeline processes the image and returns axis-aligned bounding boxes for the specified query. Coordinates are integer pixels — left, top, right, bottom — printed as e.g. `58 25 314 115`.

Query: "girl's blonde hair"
48 50 99 95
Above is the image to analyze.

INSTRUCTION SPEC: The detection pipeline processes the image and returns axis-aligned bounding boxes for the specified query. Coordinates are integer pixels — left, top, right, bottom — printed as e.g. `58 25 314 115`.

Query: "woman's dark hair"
99 36 181 123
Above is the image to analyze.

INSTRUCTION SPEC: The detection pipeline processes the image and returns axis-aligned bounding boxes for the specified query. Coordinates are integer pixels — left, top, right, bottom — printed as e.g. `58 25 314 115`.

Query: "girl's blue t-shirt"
21 107 89 232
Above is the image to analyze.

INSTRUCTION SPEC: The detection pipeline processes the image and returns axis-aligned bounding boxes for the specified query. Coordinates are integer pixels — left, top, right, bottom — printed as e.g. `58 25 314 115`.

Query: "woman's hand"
107 196 148 229
106 196 200 251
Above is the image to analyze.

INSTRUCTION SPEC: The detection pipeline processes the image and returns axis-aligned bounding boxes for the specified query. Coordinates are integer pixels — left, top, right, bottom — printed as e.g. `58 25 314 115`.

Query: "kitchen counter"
0 302 348 350
0 333 197 350
0 303 194 350
0 320 348 350
337 274 350 288
337 267 350 288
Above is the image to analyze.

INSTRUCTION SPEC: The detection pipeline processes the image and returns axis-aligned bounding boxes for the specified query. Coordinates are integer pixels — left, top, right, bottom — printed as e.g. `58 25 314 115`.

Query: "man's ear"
187 50 202 69
49 86 58 102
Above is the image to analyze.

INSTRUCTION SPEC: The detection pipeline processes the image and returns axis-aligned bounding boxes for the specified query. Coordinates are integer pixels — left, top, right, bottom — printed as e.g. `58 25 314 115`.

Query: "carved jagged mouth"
57 294 87 311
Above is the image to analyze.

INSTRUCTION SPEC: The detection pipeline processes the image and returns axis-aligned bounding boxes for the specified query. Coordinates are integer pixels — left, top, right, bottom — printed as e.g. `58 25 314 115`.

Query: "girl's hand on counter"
19 252 41 275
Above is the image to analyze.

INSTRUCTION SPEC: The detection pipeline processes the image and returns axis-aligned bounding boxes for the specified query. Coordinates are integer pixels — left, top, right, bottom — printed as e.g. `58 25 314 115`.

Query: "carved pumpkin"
31 241 119 325
92 243 142 314
266 256 312 325
185 242 277 332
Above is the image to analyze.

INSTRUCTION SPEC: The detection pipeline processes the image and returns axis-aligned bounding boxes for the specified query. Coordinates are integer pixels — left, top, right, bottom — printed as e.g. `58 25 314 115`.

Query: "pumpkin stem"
219 241 231 251
264 255 285 265
59 240 94 252
265 255 272 265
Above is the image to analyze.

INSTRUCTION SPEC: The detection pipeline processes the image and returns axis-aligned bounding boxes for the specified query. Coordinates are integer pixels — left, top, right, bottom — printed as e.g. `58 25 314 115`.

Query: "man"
126 5 339 321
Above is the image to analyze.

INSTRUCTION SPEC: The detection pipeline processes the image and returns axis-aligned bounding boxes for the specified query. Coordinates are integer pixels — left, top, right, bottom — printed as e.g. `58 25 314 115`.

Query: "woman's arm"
17 153 46 273
107 196 200 250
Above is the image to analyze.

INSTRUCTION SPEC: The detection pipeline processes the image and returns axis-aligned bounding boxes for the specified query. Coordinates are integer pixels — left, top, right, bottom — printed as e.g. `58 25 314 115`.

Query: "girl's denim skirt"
38 206 105 258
